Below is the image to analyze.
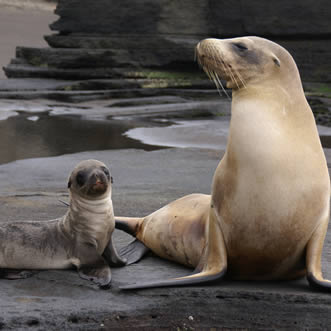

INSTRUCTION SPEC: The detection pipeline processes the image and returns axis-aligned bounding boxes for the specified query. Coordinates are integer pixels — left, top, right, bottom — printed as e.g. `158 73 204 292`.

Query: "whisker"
195 43 232 100
235 69 247 89
209 71 222 96
208 46 232 99
226 65 240 90
214 72 231 100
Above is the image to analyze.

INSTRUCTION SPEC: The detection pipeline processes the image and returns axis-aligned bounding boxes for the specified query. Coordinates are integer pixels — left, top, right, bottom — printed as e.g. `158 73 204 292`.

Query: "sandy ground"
0 147 330 329
0 2 57 79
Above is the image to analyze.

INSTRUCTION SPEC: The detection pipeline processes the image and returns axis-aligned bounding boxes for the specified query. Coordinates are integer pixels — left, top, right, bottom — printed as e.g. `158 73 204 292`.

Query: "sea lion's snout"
88 171 109 195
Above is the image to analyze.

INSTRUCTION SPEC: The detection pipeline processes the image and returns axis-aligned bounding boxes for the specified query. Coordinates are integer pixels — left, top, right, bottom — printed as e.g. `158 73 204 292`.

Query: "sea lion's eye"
76 171 86 187
233 43 248 51
101 166 111 180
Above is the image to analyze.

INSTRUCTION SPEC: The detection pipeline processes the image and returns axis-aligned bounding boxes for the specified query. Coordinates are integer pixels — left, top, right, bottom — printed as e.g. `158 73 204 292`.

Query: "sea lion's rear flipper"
119 239 150 265
306 213 331 292
115 217 150 264
0 269 36 280
103 237 127 267
115 216 144 237
78 263 111 288
120 207 227 290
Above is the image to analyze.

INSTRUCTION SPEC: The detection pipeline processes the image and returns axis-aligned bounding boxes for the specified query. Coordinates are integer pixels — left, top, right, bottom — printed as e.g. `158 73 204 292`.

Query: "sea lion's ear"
67 180 71 188
272 54 280 67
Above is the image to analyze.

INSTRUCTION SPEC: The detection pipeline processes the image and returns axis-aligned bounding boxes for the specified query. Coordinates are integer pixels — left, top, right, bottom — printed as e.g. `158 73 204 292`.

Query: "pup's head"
68 159 113 199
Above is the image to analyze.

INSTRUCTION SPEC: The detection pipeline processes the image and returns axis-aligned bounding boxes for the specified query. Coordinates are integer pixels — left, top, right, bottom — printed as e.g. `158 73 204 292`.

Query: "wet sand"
0 147 330 329
0 2 57 79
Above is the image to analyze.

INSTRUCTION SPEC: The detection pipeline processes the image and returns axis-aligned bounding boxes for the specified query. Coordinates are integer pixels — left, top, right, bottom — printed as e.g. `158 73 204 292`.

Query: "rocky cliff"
4 0 331 82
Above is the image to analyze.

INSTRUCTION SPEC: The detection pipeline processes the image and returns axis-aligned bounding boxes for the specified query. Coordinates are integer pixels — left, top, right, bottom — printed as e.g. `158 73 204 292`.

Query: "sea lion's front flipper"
103 236 127 267
120 206 227 290
78 262 112 288
119 239 150 265
0 269 36 280
306 212 331 292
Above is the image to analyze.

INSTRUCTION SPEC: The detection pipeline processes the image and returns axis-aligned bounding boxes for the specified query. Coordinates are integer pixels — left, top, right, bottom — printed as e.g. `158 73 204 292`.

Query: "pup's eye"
233 43 248 51
101 166 111 180
76 171 86 187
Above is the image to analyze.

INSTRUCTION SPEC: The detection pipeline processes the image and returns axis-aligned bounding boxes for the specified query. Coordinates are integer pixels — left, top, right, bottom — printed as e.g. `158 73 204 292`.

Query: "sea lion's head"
196 36 297 90
68 159 113 199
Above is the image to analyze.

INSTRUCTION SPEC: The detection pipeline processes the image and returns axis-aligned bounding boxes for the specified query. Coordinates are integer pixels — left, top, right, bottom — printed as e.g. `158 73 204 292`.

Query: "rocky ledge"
3 0 331 82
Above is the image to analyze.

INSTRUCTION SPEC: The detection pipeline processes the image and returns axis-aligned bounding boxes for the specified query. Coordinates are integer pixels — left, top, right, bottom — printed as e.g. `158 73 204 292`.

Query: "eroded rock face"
4 0 331 82
50 0 331 36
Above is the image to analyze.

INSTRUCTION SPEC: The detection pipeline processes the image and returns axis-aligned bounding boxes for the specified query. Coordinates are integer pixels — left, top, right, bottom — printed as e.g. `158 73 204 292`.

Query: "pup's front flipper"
103 237 127 267
78 262 111 288
76 243 113 287
119 239 150 265
0 269 36 280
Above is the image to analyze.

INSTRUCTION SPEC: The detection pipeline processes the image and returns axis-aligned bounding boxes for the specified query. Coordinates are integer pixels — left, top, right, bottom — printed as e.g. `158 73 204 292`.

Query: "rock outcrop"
4 0 331 82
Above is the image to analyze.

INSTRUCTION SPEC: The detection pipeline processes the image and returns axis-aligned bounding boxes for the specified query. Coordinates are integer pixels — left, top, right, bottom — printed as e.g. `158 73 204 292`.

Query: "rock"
50 0 331 36
3 0 331 82
3 63 133 80
14 46 139 69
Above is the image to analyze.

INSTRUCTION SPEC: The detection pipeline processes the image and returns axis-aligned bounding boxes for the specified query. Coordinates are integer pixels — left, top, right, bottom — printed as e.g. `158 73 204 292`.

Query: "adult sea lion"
0 159 126 286
116 36 331 291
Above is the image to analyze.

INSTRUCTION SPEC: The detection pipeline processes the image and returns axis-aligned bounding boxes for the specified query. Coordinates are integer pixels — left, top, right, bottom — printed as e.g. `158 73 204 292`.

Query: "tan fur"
138 194 209 267
198 36 330 281
119 37 331 290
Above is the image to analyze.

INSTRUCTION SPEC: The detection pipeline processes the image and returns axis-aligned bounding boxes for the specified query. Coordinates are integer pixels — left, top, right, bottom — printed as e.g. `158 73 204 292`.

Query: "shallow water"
126 117 331 151
1 111 330 165
0 112 162 165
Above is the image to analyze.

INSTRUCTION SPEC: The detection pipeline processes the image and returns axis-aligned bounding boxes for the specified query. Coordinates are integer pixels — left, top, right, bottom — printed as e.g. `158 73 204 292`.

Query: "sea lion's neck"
70 194 112 214
60 194 114 251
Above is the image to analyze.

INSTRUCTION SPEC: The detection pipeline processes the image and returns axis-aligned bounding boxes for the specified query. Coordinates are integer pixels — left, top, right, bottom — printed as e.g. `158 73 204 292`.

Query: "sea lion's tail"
115 217 149 265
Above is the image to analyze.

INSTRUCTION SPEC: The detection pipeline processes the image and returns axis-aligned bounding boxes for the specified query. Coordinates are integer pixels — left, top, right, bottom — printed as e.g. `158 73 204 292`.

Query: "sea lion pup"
117 36 331 291
0 159 126 286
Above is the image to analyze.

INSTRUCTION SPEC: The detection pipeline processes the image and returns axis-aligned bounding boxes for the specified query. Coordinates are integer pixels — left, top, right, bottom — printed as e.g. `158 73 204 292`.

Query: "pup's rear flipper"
119 239 150 265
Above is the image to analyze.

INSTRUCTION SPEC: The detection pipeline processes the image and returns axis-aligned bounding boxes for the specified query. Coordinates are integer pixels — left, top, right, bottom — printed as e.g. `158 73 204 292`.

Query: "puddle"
126 117 231 150
126 118 331 150
0 112 163 165
1 109 330 166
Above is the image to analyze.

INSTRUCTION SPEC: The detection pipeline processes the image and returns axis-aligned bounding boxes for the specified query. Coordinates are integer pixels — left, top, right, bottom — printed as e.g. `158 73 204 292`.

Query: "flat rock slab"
0 148 331 329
